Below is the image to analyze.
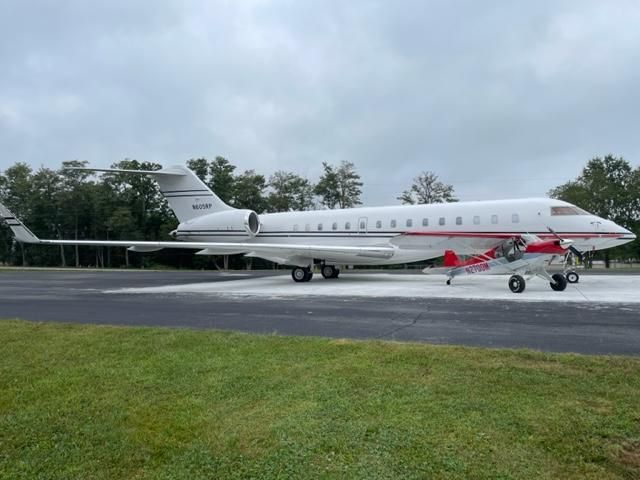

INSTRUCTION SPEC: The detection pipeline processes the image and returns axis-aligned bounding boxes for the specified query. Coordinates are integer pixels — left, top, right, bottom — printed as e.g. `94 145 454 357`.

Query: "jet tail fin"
70 165 233 222
0 202 41 244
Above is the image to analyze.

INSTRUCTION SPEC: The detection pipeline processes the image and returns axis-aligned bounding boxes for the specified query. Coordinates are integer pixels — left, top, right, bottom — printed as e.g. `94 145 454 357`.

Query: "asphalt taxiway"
1 269 639 355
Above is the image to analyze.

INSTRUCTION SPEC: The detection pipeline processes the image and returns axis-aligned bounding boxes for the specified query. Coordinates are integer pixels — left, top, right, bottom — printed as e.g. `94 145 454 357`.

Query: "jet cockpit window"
551 206 589 216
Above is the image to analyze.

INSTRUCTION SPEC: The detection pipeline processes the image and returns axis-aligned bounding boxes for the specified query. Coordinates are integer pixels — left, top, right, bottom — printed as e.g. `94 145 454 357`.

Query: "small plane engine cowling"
179 209 261 238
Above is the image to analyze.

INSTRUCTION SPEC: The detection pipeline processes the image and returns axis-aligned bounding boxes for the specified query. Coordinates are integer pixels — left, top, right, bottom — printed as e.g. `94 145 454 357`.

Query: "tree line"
0 155 638 268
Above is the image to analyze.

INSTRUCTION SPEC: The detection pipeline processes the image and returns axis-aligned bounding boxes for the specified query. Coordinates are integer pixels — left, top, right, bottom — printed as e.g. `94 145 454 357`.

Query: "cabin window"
491 214 498 224
360 220 366 229
390 219 397 228
332 222 338 230
345 221 351 230
293 224 299 231
422 218 429 226
376 220 382 228
439 217 445 226
473 215 480 225
406 219 413 227
512 213 520 223
305 223 311 231
456 216 462 225
318 223 323 231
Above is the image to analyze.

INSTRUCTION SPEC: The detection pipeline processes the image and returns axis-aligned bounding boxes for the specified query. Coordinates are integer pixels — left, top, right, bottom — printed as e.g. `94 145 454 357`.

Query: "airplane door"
358 217 368 234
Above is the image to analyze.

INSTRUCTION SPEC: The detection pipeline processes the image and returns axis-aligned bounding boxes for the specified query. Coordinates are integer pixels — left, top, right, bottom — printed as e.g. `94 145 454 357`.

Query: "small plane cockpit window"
345 222 351 230
473 215 480 225
439 217 445 226
318 223 323 231
332 222 338 230
512 213 520 223
376 220 382 228
456 216 462 225
550 206 589 216
491 214 498 224
406 219 413 227
390 219 397 228
422 218 429 226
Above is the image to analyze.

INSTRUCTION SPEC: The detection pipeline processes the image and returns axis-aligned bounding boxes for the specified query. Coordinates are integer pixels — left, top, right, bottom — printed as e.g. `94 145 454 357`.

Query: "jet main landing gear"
321 265 340 279
291 267 313 283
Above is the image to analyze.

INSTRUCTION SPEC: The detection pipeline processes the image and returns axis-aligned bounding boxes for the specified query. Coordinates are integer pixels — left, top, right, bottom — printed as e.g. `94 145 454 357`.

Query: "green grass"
1 320 639 479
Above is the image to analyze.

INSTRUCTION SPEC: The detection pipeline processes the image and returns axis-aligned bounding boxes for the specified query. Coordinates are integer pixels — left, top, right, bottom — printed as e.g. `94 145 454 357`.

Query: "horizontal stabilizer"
68 167 186 176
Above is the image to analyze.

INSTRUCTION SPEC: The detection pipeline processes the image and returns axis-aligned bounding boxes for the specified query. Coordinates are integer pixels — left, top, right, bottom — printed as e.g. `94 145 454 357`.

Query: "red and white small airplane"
0 164 636 293
424 230 584 292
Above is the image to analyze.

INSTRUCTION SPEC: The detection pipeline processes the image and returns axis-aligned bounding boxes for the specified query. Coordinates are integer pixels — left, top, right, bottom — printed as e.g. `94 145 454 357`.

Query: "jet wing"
1 202 394 267
393 231 523 253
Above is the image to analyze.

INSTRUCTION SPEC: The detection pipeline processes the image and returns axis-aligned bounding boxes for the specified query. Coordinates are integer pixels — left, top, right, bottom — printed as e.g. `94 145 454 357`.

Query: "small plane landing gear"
550 273 567 291
291 267 313 282
321 265 339 279
508 274 526 293
566 271 579 284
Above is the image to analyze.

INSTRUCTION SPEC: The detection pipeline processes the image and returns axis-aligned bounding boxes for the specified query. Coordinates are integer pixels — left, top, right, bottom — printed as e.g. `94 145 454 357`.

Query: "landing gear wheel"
550 273 567 291
292 267 313 283
566 271 579 284
321 265 339 279
508 275 526 293
446 279 451 286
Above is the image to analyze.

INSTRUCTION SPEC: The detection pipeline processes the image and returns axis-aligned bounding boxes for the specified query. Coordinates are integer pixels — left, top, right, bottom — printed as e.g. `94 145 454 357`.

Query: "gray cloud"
1 0 639 204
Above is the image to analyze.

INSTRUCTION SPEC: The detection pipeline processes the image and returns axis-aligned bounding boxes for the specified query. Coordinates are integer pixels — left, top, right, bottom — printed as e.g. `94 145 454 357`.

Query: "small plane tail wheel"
566 271 579 283
321 265 338 279
508 274 526 293
550 273 568 291
292 267 313 283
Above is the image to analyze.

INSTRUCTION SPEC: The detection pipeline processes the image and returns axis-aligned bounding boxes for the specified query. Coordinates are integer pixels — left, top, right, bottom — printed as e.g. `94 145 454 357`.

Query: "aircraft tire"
550 273 568 291
321 265 338 279
292 267 312 283
508 275 526 293
566 271 579 283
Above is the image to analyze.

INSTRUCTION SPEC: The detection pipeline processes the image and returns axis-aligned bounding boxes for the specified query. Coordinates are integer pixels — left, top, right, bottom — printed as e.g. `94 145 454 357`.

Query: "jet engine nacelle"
176 209 261 238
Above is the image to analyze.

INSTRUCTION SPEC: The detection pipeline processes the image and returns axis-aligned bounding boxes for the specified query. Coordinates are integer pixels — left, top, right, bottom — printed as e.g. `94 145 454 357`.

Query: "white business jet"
0 165 635 291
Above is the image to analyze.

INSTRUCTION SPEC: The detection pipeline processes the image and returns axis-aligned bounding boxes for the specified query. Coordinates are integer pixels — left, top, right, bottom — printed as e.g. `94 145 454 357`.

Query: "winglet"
0 202 41 243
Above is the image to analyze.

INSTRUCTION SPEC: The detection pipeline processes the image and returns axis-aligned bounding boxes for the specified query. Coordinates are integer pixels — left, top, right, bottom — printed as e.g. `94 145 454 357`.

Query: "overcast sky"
1 0 639 204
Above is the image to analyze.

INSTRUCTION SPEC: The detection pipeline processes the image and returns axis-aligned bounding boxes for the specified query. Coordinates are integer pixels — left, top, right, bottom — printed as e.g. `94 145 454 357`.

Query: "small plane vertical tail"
443 250 461 267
